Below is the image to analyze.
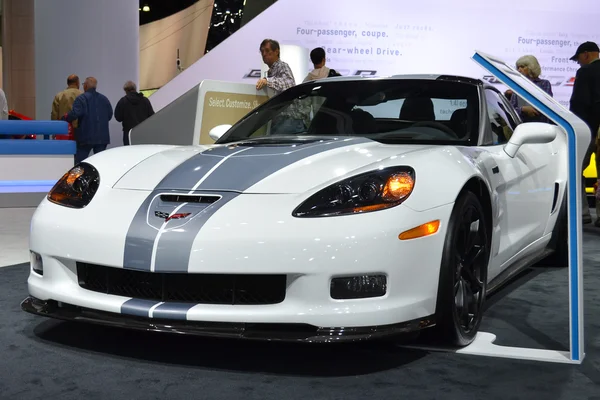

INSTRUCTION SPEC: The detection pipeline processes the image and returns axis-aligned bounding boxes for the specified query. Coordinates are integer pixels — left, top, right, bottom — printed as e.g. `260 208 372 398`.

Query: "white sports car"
22 58 574 347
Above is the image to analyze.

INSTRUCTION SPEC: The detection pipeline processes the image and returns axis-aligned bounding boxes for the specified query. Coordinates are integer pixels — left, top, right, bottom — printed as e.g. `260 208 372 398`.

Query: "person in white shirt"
303 47 341 82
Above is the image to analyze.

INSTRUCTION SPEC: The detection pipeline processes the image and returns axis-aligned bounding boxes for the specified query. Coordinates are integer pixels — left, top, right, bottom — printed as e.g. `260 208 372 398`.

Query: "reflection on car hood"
113 136 434 194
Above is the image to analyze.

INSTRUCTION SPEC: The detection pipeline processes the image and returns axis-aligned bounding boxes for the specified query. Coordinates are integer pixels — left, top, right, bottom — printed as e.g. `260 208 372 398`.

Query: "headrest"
399 97 435 121
350 109 376 134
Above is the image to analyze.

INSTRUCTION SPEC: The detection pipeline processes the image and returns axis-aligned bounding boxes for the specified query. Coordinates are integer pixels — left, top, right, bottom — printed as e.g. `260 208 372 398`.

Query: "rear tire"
433 191 490 347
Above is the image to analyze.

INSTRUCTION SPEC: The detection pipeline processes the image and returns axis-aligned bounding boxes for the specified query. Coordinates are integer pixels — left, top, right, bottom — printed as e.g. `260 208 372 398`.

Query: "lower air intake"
76 263 287 305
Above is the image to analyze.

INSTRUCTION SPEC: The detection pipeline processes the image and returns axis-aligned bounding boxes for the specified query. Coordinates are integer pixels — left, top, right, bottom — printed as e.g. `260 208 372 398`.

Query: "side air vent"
550 182 560 214
160 194 219 204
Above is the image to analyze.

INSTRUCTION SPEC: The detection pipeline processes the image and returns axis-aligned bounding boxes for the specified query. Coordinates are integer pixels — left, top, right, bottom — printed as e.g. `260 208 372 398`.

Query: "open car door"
471 50 589 362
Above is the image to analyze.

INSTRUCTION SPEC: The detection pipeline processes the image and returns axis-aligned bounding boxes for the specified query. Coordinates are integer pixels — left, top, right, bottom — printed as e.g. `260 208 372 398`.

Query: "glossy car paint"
25 75 569 333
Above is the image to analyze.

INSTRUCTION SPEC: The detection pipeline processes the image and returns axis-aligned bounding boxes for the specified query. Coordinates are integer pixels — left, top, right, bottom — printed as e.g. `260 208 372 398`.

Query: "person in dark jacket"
569 41 600 225
114 80 155 145
63 77 113 164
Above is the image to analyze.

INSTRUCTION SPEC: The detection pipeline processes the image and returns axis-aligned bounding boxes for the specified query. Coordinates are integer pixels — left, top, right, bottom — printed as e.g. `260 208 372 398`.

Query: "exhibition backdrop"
150 0 600 111
34 0 140 149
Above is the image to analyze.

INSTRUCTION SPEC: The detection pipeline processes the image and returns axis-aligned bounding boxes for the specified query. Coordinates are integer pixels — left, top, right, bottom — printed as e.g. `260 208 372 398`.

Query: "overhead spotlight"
142 5 150 12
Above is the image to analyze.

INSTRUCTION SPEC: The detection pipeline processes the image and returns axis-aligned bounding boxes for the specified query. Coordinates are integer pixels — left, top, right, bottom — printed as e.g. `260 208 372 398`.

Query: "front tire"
434 191 490 347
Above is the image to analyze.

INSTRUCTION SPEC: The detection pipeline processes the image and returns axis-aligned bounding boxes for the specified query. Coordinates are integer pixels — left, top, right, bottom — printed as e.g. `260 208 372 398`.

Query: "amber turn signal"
399 220 440 240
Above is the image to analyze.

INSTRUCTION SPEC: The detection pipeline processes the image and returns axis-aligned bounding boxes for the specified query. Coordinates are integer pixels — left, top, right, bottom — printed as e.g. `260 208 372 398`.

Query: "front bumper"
21 296 434 343
28 193 454 328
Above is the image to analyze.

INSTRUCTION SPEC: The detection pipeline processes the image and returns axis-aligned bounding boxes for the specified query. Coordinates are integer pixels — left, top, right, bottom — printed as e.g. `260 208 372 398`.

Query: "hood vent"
160 194 219 204
231 137 333 147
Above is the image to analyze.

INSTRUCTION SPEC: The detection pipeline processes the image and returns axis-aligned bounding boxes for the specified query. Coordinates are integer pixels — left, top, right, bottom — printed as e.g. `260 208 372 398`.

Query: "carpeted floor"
1 230 599 400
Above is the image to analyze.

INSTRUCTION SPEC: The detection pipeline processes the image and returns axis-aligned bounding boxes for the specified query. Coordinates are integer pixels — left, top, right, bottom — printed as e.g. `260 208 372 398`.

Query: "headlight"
292 166 415 217
47 163 100 208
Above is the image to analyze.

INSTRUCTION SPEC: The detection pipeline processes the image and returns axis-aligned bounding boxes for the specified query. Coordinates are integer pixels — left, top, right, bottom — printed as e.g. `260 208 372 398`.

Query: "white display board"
193 80 271 144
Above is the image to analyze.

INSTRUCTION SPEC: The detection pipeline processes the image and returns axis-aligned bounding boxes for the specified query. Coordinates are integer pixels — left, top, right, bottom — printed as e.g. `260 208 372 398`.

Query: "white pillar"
34 0 139 148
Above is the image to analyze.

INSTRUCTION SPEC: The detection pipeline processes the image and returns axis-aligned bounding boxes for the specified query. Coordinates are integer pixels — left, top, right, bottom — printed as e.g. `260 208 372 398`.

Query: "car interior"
224 80 486 146
302 92 479 143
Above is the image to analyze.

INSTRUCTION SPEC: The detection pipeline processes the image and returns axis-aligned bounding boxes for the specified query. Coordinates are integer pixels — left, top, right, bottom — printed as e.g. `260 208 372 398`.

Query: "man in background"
114 80 154 145
255 38 306 134
303 47 341 82
569 41 600 225
255 38 296 95
51 74 82 139
63 77 113 164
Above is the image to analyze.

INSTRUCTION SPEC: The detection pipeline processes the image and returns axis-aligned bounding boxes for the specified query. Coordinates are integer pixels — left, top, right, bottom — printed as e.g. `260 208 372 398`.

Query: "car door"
471 51 592 276
479 88 556 275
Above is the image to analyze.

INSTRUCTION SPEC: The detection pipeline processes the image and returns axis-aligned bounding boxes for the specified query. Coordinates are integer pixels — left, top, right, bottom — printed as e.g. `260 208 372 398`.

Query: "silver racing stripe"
122 193 163 271
121 298 160 317
154 137 371 191
123 137 372 273
120 299 196 320
123 146 249 271
151 302 196 320
157 145 251 190
188 138 371 192
152 192 239 272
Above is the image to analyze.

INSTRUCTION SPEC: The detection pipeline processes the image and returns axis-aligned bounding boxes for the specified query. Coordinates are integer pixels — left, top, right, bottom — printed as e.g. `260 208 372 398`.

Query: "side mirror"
503 122 559 158
208 124 232 141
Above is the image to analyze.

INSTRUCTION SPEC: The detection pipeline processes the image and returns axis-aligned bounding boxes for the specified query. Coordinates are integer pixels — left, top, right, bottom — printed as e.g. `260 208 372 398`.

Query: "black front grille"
76 263 287 305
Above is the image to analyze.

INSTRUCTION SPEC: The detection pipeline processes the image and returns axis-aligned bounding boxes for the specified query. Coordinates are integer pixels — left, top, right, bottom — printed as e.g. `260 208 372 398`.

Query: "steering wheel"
411 121 459 139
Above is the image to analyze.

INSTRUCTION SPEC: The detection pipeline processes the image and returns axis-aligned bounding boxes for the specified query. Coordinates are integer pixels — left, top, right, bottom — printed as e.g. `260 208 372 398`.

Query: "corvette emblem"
155 211 191 222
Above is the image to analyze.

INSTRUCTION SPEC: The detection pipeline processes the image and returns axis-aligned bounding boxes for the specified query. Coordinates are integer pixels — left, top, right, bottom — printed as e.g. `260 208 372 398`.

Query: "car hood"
113 136 434 194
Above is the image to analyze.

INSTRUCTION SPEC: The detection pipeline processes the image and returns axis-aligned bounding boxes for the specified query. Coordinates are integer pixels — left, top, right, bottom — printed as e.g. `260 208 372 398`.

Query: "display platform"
405 331 576 364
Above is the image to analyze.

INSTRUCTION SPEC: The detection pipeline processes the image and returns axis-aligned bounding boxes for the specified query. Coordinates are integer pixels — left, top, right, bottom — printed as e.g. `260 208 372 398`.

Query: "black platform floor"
1 230 600 400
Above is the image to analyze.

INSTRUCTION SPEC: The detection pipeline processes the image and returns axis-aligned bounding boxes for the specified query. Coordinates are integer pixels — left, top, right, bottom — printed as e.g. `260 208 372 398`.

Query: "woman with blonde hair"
505 54 553 122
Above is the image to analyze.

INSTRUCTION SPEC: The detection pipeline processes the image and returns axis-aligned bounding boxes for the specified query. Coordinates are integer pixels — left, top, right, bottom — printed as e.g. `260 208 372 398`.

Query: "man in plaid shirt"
256 39 307 135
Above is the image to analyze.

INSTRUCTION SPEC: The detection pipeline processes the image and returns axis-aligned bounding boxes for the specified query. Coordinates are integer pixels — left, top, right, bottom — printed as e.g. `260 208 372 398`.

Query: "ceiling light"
142 5 150 12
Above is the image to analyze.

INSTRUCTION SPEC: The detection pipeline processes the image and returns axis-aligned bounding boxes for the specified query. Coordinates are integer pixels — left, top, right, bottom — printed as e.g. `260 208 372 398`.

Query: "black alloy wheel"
434 190 489 347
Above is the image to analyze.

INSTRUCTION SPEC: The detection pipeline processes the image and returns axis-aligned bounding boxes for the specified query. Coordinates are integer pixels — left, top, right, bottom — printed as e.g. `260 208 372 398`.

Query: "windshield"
217 78 480 145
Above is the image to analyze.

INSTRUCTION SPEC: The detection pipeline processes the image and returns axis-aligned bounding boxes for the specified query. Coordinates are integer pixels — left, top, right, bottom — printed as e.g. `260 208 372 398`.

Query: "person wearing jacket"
114 80 155 145
569 41 600 225
63 77 113 164
51 75 82 126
